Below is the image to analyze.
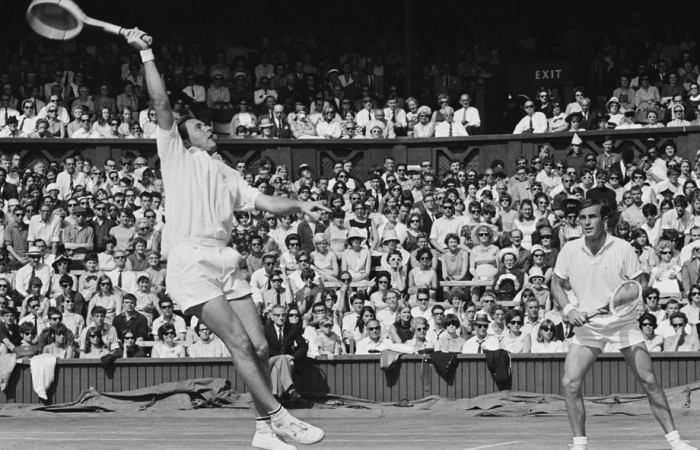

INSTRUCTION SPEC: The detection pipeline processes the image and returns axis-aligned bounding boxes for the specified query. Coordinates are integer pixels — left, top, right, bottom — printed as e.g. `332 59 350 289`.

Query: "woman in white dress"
151 323 186 358
500 309 531 353
530 319 567 353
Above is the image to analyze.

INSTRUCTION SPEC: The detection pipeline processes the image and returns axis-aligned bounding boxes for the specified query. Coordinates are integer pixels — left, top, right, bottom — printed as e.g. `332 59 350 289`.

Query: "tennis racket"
585 280 642 320
26 0 152 45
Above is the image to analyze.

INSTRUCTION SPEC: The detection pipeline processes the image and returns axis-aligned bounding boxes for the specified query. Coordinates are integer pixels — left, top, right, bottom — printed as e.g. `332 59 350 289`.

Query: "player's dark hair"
579 198 612 219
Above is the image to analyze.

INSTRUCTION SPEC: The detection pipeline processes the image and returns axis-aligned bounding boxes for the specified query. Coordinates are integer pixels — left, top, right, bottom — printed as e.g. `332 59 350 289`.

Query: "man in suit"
264 305 308 401
554 314 576 343
579 97 600 130
681 246 700 293
270 104 291 138
277 74 303 106
361 63 384 102
0 168 18 200
433 63 462 99
419 192 441 235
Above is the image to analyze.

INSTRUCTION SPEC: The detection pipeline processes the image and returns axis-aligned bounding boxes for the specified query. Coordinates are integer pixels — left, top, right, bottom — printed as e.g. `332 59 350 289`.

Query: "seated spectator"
80 326 112 358
14 322 43 360
500 309 532 353
435 314 466 352
151 323 186 358
315 314 343 359
42 322 75 358
0 306 21 355
434 107 467 137
120 330 146 358
404 317 434 353
152 298 187 342
264 305 307 401
188 322 228 357
341 229 371 281
639 313 663 352
355 318 388 354
531 319 567 353
112 293 149 342
462 312 500 353
87 274 123 324
663 312 700 352
412 106 435 138
408 248 438 300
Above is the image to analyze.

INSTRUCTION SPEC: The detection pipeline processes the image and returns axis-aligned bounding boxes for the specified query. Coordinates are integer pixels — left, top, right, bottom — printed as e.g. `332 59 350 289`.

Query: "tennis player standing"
552 199 695 450
124 29 325 450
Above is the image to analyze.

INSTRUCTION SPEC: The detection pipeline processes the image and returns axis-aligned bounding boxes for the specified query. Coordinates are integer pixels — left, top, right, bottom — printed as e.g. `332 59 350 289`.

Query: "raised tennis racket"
26 0 152 44
585 280 642 320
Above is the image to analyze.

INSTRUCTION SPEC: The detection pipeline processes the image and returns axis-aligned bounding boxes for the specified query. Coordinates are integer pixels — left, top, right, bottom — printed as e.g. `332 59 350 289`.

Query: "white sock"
573 436 588 446
269 405 289 422
256 416 272 431
666 430 681 443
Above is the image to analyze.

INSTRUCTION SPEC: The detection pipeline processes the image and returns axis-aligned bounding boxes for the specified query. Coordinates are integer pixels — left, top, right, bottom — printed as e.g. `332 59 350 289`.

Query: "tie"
266 275 272 290
69 177 74 195
30 268 36 283
392 110 396 123
449 123 452 137
191 86 195 97
477 340 484 353
529 116 533 131
278 326 283 344
276 290 281 306
118 269 123 288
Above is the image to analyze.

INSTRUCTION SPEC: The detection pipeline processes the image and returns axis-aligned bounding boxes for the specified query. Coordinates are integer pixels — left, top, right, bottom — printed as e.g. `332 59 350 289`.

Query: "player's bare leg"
562 344 600 448
192 296 324 449
620 344 696 449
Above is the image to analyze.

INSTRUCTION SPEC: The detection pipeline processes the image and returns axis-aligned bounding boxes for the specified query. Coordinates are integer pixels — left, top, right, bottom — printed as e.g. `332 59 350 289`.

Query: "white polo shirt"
157 124 260 253
554 234 642 315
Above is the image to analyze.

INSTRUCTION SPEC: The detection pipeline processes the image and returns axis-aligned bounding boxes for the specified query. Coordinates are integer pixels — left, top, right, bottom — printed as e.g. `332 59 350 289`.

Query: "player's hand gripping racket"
26 0 152 45
585 280 642 320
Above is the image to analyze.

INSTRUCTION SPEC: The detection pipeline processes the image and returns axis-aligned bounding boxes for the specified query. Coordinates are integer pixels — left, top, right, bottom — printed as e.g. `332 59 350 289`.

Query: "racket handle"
86 18 153 46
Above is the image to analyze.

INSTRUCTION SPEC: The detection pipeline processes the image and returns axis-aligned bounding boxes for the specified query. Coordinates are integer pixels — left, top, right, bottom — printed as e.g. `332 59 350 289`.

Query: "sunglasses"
163 331 177 336
415 327 428 331
542 327 555 332
510 321 523 325
671 323 685 328
475 324 488 329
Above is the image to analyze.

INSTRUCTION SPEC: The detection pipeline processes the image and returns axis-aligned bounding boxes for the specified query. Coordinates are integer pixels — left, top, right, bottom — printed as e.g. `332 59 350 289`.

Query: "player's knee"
562 374 582 394
638 371 659 391
256 341 269 360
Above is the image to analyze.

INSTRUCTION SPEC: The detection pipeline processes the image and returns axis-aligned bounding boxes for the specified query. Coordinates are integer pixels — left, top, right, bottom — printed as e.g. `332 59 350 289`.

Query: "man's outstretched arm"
123 28 173 131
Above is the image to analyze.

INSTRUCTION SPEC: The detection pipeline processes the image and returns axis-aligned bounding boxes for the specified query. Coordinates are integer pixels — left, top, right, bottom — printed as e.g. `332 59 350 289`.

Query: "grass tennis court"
1 404 698 449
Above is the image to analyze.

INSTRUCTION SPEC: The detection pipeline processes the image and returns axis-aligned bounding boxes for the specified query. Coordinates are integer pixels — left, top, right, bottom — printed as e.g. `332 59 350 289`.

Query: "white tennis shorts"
571 315 644 351
166 238 252 313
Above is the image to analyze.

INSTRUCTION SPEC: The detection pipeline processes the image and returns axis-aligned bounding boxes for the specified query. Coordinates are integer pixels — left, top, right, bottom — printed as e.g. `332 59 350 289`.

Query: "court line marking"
462 442 522 450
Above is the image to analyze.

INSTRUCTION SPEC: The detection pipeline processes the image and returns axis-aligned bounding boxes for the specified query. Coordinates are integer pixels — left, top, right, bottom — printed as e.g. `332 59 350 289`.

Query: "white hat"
528 266 546 281
498 247 518 262
381 230 400 243
46 182 59 192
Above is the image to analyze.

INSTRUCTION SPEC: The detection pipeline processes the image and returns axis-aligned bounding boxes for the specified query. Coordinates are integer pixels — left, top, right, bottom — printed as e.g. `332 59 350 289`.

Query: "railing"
4 127 700 181
2 353 698 404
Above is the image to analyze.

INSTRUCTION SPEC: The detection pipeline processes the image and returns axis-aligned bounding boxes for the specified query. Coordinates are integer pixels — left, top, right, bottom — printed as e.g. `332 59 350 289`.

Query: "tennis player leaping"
552 199 695 450
123 29 326 450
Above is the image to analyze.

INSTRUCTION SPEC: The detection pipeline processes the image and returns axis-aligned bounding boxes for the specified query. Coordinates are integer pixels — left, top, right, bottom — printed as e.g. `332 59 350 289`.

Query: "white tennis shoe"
272 412 325 445
252 427 297 450
669 440 697 450
568 444 587 450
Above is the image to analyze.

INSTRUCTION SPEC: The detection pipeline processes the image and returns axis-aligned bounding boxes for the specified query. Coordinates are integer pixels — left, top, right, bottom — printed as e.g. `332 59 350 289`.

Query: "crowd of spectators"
1 142 700 365
3 13 700 139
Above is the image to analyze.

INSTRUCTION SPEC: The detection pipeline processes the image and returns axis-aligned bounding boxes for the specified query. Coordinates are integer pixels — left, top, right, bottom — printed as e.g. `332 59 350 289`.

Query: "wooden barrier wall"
2 353 698 404
3 127 700 180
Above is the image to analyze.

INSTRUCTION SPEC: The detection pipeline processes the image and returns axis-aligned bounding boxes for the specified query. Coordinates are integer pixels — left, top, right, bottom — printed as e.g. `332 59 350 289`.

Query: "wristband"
563 304 577 315
140 49 154 63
